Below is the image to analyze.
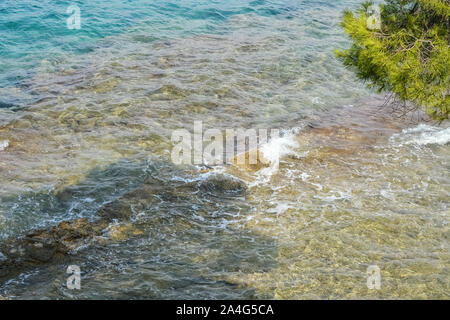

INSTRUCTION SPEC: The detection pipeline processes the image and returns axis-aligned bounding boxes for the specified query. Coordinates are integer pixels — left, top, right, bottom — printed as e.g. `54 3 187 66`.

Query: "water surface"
0 0 448 299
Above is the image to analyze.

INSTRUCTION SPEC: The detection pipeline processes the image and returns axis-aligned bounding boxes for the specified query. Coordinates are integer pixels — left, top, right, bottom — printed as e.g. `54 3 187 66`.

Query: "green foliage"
336 0 450 120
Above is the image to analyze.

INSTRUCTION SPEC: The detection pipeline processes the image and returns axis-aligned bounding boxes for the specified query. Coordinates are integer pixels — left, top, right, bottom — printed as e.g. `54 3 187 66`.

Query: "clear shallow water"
0 0 337 93
0 1 449 299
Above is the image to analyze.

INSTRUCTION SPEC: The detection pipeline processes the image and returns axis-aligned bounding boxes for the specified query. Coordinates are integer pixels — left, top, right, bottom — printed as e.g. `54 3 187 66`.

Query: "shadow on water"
0 158 150 240
0 101 16 109
0 157 278 299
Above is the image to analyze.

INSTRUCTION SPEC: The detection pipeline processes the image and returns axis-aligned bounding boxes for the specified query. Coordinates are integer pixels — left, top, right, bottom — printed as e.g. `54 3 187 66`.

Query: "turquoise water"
0 1 448 299
0 0 372 109
0 0 373 238
1 0 311 92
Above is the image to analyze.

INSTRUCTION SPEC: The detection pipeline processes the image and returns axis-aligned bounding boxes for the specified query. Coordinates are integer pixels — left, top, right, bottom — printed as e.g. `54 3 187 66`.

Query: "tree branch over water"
335 0 450 121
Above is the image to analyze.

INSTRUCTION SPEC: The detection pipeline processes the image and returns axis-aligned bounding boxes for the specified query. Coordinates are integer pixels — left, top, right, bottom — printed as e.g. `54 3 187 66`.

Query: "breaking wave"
391 124 450 146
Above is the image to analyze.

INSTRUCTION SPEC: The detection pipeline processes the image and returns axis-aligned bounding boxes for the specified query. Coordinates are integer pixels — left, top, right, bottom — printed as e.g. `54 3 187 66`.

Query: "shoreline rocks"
0 173 245 285
0 218 108 284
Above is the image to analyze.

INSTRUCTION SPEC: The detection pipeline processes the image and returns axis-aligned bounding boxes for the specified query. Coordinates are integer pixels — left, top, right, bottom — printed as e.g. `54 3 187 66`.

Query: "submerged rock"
0 101 15 109
199 174 247 195
0 171 248 285
0 218 108 283
0 195 146 284
0 176 175 284
108 223 144 241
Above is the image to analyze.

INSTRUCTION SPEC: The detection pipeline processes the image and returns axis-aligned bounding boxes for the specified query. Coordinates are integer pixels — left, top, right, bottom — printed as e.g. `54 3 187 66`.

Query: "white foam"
300 172 310 182
267 202 292 215
259 128 301 166
250 127 304 187
0 140 9 151
391 124 450 146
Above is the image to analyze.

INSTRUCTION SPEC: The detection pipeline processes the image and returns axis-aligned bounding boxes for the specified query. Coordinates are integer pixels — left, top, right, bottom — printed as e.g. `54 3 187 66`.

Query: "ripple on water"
0 1 448 299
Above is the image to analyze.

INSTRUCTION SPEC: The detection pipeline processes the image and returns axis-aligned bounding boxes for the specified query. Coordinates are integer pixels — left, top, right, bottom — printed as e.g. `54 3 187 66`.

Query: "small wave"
391 124 450 146
250 126 304 187
259 126 303 165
